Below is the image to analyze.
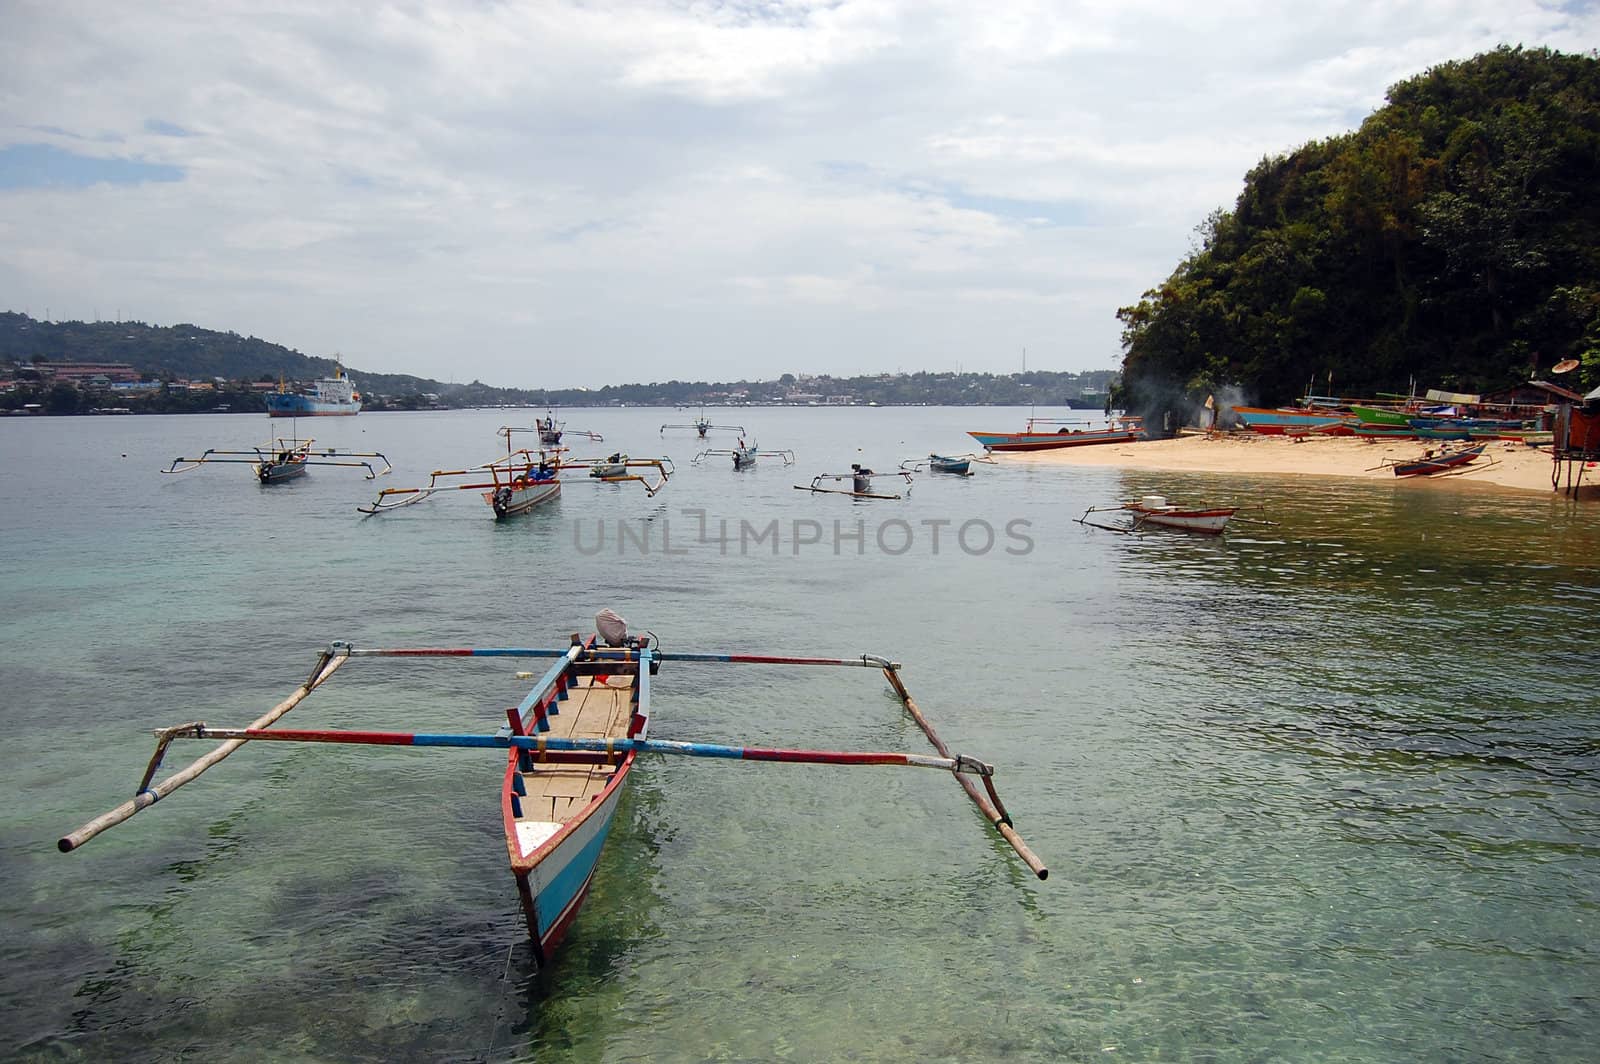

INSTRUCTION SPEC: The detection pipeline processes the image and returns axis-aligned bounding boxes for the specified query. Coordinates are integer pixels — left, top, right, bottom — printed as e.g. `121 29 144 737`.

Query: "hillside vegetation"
1117 46 1600 420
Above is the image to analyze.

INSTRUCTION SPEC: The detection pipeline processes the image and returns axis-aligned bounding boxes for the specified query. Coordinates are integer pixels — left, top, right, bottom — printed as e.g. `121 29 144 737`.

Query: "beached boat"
1349 404 1415 428
692 438 794 469
265 365 362 417
1230 406 1353 435
163 437 392 483
1389 443 1487 477
58 612 1045 971
968 416 1146 452
1078 495 1237 534
796 464 914 499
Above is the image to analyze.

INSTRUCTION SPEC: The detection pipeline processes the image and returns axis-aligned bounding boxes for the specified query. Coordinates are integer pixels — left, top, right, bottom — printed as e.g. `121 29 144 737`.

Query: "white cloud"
1 0 1596 386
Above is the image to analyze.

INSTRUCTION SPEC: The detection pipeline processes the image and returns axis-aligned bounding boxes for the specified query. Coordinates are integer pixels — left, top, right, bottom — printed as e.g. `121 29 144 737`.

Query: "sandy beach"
1019 431 1597 498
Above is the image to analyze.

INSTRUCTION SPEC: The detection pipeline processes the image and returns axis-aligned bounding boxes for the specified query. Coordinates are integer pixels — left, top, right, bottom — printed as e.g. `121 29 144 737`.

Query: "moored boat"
692 438 794 469
1124 496 1238 533
796 464 913 499
968 416 1145 452
1078 495 1237 534
57 613 1046 973
661 407 745 439
163 437 392 483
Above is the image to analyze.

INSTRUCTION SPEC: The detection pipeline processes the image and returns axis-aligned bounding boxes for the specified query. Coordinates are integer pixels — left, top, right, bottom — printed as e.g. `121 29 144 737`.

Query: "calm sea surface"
2 407 1597 1062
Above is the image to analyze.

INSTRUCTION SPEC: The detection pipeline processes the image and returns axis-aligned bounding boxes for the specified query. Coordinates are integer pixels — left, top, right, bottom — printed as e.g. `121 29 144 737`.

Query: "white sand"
1012 432 1596 497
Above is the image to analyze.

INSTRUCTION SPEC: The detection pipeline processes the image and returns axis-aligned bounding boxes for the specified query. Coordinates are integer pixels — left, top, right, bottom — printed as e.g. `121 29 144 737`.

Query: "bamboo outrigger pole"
869 655 1048 880
57 649 349 853
130 725 999 776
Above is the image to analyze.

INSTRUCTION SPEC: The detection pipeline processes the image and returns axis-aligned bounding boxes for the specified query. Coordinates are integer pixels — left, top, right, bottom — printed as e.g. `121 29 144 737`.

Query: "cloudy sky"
1 2 1594 388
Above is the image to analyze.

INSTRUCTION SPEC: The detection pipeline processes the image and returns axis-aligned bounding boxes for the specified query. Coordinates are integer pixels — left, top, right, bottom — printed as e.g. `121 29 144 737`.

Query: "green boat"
1350 404 1413 427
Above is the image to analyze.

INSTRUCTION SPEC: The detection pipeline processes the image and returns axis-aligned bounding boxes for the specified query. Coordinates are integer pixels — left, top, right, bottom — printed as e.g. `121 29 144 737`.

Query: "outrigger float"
692 438 795 470
57 610 1045 971
795 464 914 500
358 428 672 517
661 408 745 439
163 437 392 484
900 453 994 477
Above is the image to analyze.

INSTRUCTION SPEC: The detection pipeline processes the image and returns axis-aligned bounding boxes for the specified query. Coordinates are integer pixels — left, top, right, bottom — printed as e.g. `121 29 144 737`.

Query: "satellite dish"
1553 358 1580 374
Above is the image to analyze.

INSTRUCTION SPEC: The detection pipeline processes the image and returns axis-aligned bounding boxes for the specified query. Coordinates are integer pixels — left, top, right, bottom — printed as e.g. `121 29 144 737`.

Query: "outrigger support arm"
873 657 1048 880
57 647 350 853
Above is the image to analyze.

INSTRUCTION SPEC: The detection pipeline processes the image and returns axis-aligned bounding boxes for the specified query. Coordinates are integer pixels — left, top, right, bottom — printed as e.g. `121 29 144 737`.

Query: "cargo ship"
265 365 361 417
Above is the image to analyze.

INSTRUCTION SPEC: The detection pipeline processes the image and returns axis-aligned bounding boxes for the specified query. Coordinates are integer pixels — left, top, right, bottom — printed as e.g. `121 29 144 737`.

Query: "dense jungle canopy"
1116 46 1600 422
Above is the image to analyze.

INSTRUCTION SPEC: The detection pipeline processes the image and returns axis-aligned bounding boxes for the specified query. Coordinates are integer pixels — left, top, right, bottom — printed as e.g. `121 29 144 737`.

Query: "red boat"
968 416 1145 452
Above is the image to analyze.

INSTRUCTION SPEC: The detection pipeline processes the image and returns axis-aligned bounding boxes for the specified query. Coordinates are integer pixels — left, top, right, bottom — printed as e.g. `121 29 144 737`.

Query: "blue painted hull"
265 393 360 416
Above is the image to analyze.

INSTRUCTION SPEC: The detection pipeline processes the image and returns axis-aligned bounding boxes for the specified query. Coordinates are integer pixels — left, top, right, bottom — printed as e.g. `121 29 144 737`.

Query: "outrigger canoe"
163 437 392 484
1078 495 1238 534
58 612 1044 972
692 439 795 470
795 465 914 499
1389 443 1486 477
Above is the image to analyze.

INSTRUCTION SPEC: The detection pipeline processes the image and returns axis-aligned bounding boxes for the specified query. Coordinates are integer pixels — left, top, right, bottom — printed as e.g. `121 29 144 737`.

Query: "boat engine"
595 608 629 647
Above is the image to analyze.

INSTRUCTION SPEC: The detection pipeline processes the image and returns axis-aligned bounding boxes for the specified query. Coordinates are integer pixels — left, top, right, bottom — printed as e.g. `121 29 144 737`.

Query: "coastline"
1014 432 1596 498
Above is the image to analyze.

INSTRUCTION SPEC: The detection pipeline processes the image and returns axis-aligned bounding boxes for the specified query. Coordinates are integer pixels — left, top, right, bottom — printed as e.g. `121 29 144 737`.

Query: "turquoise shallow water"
2 408 1598 1062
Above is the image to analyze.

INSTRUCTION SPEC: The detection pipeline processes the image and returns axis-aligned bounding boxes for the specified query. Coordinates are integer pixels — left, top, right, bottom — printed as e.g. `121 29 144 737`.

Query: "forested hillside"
1116 46 1600 421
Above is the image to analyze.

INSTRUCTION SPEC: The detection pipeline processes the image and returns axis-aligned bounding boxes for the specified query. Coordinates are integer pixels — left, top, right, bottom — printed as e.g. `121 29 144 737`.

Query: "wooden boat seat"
512 676 633 850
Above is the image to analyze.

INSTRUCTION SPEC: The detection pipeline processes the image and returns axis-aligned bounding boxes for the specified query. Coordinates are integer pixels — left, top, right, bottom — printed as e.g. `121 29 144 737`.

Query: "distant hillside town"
0 312 1118 415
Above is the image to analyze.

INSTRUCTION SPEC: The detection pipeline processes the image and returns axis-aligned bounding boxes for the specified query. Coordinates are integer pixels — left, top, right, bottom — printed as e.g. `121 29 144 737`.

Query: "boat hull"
485 479 560 518
1231 407 1351 434
928 456 971 474
502 656 649 963
255 460 309 483
967 427 1143 451
509 755 633 956
265 395 360 417
1349 405 1414 427
1393 445 1485 477
1126 504 1236 533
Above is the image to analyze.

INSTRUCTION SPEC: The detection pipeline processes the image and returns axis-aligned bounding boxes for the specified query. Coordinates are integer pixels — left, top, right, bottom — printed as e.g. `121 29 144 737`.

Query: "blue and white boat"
265 365 361 417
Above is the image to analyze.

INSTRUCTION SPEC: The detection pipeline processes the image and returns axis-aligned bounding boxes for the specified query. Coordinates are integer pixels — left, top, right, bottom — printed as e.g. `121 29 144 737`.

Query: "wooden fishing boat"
899 453 994 476
968 416 1145 452
1078 495 1237 534
58 613 1045 972
1125 496 1236 533
1230 406 1354 435
692 438 794 469
163 437 392 483
1389 443 1486 477
570 453 675 486
795 465 913 499
1351 424 1418 439
661 407 745 439
1349 404 1415 428
525 410 603 447
360 429 671 516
